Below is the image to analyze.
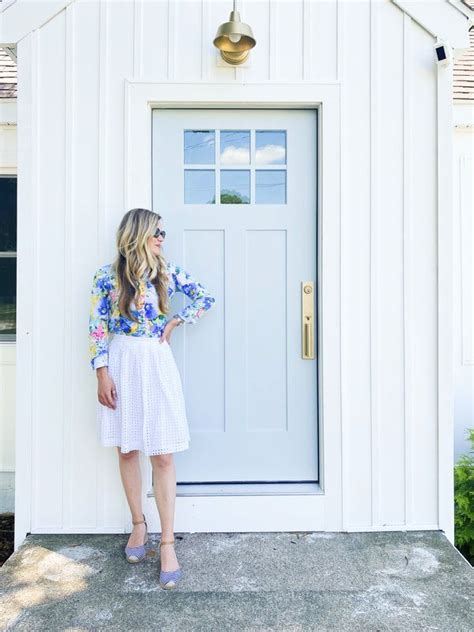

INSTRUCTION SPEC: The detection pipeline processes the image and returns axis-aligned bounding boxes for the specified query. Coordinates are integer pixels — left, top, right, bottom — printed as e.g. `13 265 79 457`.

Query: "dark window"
0 176 17 339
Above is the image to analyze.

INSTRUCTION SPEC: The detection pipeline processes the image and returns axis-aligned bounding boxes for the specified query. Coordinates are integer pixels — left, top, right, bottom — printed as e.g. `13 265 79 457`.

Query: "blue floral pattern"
88 261 216 370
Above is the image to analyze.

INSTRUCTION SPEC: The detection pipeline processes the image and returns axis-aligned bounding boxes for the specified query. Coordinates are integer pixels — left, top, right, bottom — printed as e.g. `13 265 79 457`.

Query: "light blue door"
152 109 318 483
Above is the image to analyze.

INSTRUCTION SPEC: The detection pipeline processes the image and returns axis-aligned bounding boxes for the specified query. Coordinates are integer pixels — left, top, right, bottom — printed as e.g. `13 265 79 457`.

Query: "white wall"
341 0 441 529
6 0 462 539
453 102 474 463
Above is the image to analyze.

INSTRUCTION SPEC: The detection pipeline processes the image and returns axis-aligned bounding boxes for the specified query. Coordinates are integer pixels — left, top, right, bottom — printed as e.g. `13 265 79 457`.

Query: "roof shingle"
0 47 16 99
453 25 474 102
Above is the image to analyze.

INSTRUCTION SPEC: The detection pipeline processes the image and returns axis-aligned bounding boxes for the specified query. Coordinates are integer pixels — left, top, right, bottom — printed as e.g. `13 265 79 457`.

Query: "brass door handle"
302 281 315 359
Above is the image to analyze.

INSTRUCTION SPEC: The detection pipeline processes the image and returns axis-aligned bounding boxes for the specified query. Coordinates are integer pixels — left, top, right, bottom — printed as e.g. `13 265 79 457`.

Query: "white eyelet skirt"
97 333 191 456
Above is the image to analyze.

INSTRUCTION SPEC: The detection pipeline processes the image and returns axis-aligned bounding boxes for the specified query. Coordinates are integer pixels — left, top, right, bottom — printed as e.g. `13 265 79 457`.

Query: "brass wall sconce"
213 1 256 65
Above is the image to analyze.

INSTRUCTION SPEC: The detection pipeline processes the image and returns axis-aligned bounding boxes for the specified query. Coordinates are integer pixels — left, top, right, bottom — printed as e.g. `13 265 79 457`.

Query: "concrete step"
0 530 473 630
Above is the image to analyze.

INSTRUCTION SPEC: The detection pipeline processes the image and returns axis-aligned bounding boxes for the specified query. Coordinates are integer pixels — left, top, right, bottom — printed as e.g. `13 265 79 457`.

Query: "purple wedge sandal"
159 539 182 589
124 514 148 563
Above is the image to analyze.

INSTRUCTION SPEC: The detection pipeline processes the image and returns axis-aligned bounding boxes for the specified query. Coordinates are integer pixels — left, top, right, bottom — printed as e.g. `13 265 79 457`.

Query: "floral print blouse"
88 261 216 370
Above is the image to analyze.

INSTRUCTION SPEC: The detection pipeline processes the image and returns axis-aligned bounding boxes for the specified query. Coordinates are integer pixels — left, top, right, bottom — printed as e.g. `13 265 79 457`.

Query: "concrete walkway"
0 530 473 630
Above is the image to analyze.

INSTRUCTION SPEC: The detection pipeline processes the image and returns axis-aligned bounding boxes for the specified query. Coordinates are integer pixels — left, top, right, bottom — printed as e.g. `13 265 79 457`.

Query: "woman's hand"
160 318 182 344
97 367 117 409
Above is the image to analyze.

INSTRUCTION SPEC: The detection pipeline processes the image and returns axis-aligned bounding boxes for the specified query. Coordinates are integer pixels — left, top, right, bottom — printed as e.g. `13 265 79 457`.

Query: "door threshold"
169 482 322 496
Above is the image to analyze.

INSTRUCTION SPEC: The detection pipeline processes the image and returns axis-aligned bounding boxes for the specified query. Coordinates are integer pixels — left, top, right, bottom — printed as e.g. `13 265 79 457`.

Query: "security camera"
434 40 452 66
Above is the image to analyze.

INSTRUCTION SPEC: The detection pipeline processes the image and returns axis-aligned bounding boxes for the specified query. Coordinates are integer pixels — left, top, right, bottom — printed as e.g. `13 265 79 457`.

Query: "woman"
88 208 215 589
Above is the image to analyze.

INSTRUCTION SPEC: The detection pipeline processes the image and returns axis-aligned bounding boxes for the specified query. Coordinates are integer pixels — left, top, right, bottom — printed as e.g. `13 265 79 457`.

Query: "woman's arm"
88 266 111 370
170 263 216 324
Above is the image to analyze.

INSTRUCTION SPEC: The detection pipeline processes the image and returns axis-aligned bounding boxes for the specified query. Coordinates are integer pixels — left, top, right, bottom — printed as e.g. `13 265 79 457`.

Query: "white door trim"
124 81 343 532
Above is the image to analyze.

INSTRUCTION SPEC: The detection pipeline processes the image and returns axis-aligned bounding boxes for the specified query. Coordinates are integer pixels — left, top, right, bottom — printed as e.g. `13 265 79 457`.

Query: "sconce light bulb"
229 33 242 44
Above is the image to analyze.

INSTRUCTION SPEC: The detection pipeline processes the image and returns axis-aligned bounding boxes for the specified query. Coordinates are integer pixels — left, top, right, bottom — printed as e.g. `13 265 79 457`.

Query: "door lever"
301 281 315 359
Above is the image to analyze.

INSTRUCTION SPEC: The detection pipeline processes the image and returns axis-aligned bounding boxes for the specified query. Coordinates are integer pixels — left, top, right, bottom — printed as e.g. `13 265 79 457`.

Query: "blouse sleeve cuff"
172 314 186 324
92 354 109 370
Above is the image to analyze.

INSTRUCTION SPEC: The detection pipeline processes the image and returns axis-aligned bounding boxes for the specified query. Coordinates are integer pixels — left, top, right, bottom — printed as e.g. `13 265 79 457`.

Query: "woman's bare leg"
150 453 179 571
116 448 147 547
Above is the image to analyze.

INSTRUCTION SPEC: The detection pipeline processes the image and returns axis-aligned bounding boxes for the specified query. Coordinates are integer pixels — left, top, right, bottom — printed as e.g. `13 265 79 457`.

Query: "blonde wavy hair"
112 208 170 322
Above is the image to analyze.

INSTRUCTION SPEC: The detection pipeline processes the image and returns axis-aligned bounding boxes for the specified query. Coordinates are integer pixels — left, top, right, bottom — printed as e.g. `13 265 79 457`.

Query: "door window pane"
220 130 250 165
184 130 215 164
184 169 215 204
256 130 286 164
0 257 16 335
256 170 286 204
221 170 250 204
182 129 288 205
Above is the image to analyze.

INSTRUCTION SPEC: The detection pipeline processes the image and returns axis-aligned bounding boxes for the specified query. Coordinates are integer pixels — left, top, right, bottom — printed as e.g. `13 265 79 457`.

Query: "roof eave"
391 0 472 49
0 0 73 45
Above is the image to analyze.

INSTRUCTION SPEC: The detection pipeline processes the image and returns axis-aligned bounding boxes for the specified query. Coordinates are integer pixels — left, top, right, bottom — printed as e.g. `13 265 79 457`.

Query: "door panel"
152 109 318 483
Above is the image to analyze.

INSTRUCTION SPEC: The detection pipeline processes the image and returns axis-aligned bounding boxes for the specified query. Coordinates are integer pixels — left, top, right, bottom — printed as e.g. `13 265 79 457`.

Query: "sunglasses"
153 229 166 239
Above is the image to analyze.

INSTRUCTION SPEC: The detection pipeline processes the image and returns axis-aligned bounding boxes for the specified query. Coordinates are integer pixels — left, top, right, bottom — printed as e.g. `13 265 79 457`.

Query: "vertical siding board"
63 2 74 529
237 0 270 81
68 0 101 529
15 31 35 547
269 0 278 80
410 20 438 525
102 0 136 526
105 1 134 250
34 11 66 529
204 0 235 81
341 1 372 528
302 0 338 81
376 0 406 525
133 0 144 79
201 0 211 81
174 1 202 79
96 0 109 530
311 0 338 81
97 0 108 266
142 0 169 79
403 12 415 527
369 0 380 527
436 13 455 541
302 0 313 81
168 0 176 80
273 1 303 81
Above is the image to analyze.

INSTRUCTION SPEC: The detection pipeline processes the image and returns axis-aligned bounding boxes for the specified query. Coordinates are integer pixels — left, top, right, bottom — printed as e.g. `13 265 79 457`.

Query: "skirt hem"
102 441 191 456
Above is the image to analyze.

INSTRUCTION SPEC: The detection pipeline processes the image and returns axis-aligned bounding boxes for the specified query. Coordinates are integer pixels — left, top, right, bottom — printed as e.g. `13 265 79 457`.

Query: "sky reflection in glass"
256 170 286 204
184 130 215 164
184 170 215 204
221 170 250 204
255 131 286 164
220 131 250 165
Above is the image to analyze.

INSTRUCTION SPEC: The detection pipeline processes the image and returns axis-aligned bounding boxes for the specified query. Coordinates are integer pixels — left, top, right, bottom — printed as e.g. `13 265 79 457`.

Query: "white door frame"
124 81 343 532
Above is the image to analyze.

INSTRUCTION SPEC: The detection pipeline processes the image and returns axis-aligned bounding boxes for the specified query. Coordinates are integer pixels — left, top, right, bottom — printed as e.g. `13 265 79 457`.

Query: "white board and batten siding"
453 23 474 463
8 0 467 548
